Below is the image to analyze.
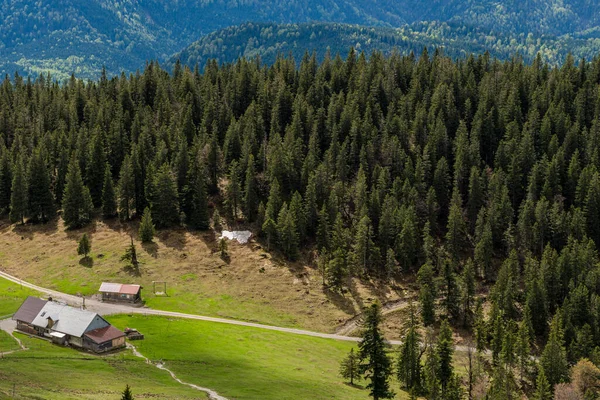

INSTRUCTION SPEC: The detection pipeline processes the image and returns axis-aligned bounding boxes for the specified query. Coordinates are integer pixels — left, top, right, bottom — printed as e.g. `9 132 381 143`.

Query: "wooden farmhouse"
99 282 142 303
13 296 126 353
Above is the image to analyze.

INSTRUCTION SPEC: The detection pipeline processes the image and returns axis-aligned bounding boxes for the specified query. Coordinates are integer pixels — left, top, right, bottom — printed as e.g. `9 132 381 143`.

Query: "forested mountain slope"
169 21 600 70
3 0 600 79
2 49 600 397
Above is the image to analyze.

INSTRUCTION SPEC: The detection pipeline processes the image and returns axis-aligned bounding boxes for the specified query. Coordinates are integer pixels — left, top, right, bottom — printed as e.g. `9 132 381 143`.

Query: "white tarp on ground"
219 231 252 244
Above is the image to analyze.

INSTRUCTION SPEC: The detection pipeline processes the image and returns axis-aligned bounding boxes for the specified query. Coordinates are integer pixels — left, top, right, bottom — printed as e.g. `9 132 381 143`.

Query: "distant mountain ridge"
168 21 600 71
2 0 600 78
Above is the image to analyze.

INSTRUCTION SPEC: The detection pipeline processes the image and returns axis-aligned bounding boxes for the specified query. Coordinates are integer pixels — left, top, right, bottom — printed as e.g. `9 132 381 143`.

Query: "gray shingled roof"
12 296 47 324
31 303 107 337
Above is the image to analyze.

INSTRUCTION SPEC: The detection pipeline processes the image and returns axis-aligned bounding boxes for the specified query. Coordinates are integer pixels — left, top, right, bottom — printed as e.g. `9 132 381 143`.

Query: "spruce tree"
87 130 107 207
9 156 27 224
276 203 299 260
185 154 210 230
533 368 552 400
27 148 55 223
62 157 94 229
340 348 360 385
0 151 12 214
151 164 180 228
225 160 241 219
541 313 569 387
77 233 91 259
139 207 155 243
121 384 134 400
436 319 455 394
446 187 467 259
243 154 259 222
397 306 423 394
118 155 135 221
358 303 394 400
102 163 117 218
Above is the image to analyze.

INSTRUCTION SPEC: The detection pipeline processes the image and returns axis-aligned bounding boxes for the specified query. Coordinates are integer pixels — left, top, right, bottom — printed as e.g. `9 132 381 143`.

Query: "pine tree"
351 215 376 275
446 187 467 259
118 155 135 221
77 233 91 259
185 154 210 230
101 163 117 218
436 319 455 394
442 257 460 321
340 348 360 385
0 151 12 214
121 237 139 270
541 313 569 387
121 384 134 400
533 368 552 400
418 263 436 326
397 306 423 394
27 148 55 223
243 154 259 222
151 164 180 228
9 156 27 224
358 303 394 400
62 157 94 229
460 259 476 327
139 207 155 242
87 131 106 207
276 203 299 260
225 160 241 219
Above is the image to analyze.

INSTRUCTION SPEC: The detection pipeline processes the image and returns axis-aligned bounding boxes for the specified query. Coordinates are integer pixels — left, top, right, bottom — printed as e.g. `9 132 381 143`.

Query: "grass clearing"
0 334 207 399
0 330 20 353
0 276 40 317
108 314 410 400
0 218 413 332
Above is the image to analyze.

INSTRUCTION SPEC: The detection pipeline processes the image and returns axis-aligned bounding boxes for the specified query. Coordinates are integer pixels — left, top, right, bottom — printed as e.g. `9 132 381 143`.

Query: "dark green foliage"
62 158 94 229
358 303 394 400
102 164 117 218
184 154 210 230
397 307 423 394
77 233 91 259
541 313 569 387
150 164 180 228
436 319 455 394
139 207 155 243
9 156 27 224
121 384 134 400
26 148 55 223
340 348 360 385
118 155 135 221
0 151 12 214
121 238 139 270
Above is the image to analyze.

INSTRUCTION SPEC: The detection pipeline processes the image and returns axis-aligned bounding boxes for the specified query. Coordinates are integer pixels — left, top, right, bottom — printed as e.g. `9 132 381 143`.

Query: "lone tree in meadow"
139 207 155 243
77 233 91 259
121 237 139 271
121 384 134 400
340 348 360 385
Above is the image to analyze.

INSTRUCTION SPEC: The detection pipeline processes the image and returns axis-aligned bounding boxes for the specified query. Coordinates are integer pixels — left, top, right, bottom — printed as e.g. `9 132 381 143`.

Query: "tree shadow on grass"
79 257 93 268
142 242 159 258
123 264 141 277
342 382 365 390
156 227 187 251
323 287 357 316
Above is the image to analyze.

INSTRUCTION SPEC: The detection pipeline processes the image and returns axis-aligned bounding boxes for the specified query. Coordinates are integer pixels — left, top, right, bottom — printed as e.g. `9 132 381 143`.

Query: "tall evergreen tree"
185 153 210 230
118 155 135 221
139 207 155 242
62 157 94 229
27 148 55 223
102 163 117 218
151 164 180 228
9 156 27 224
358 303 394 400
0 151 12 214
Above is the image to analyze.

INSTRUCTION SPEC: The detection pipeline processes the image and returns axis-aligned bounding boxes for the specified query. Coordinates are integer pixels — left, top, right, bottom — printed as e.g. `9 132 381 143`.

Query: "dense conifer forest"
4 49 600 397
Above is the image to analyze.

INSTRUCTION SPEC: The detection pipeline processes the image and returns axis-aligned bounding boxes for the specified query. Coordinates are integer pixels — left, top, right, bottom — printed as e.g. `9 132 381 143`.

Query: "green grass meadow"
108 315 408 400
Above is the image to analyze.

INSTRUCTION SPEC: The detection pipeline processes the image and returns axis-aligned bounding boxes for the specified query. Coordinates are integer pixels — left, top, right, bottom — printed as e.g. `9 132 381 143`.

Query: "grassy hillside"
0 218 411 333
107 314 408 400
0 334 207 399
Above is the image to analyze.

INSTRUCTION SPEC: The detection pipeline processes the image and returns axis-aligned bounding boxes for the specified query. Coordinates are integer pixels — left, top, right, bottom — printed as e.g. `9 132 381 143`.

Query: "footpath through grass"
109 315 408 400
0 334 206 399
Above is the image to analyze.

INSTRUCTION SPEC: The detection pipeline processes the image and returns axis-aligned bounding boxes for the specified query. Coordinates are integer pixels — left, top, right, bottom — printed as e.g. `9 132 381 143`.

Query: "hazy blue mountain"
168 22 600 71
2 0 600 78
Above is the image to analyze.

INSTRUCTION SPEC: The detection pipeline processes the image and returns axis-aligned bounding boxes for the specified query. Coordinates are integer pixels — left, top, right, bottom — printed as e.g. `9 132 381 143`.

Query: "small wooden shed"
99 282 142 303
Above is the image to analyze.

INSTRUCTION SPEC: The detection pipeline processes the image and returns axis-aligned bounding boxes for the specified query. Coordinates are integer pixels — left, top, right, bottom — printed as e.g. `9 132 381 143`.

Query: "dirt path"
0 318 27 356
127 343 229 400
335 297 418 336
0 269 400 344
0 269 483 353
